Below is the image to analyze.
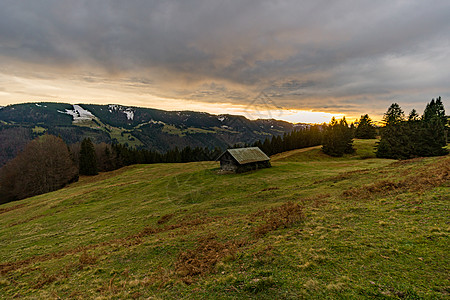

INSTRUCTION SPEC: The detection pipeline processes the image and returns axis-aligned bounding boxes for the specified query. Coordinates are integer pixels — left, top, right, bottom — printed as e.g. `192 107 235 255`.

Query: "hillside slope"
0 140 449 299
0 102 299 166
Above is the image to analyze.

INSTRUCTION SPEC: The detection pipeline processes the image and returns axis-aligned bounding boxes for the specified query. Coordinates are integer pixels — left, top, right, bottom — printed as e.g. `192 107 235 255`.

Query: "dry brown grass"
0 214 219 276
261 187 280 191
0 203 28 215
157 213 175 225
33 272 57 289
8 214 45 227
301 193 331 208
387 157 425 167
253 202 305 237
343 156 449 198
79 251 98 266
175 235 238 283
314 169 369 184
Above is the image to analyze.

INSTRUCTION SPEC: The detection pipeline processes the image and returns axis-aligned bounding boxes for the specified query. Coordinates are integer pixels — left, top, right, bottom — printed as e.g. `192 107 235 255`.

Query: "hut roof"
218 147 270 165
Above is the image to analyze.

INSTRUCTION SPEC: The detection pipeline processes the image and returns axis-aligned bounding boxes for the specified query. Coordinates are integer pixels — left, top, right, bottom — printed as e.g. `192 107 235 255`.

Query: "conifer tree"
376 103 409 159
340 117 355 154
355 114 376 139
383 103 405 125
79 138 98 175
322 117 354 157
418 97 448 156
408 109 419 121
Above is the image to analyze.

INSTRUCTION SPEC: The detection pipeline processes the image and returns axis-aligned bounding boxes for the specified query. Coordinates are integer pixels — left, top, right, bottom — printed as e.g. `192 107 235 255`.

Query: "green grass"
72 116 144 148
162 124 217 136
31 126 47 134
162 124 186 136
0 140 448 299
107 126 143 148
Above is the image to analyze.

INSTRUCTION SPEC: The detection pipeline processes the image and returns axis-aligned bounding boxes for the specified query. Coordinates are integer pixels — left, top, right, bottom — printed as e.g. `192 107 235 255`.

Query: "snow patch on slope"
123 108 134 120
108 104 134 120
58 104 95 122
108 104 119 113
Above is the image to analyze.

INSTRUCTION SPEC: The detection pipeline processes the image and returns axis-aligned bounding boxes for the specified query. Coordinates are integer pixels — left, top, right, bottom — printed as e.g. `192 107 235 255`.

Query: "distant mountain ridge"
0 102 306 166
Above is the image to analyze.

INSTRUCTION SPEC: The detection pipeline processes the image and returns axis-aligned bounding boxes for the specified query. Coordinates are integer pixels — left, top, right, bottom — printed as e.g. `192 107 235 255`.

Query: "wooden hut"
217 147 271 173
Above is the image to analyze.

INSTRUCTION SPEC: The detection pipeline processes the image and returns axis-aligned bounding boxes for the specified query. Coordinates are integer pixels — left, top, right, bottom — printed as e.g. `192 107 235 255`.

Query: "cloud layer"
0 0 449 120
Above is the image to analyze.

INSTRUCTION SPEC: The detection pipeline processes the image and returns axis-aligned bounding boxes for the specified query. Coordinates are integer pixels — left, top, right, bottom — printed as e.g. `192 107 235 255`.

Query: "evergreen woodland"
322 117 355 157
376 97 448 159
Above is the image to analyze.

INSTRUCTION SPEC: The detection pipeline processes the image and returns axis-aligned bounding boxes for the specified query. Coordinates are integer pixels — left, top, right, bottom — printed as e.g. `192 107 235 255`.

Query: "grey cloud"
0 0 449 114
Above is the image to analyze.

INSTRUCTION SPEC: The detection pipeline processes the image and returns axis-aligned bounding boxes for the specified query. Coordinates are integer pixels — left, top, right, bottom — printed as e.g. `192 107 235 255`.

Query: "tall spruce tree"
423 97 446 124
355 114 376 139
376 103 409 159
418 97 448 156
322 117 354 157
408 109 419 121
79 138 98 175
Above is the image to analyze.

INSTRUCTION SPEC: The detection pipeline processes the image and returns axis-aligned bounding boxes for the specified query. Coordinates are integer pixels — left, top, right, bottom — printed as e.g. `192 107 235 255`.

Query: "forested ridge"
0 102 298 166
0 98 448 204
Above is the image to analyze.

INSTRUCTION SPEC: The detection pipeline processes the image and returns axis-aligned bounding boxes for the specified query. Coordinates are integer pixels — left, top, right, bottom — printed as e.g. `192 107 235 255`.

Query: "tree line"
253 125 323 156
72 140 225 176
0 125 324 203
0 97 447 204
320 97 448 158
0 137 226 203
376 97 448 159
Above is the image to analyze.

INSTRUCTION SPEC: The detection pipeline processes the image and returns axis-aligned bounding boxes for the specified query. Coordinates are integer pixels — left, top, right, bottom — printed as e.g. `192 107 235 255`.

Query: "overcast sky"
0 0 449 122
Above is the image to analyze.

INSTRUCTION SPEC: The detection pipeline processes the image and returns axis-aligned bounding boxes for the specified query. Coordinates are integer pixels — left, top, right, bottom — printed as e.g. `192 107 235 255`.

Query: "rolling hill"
0 140 448 299
0 102 301 166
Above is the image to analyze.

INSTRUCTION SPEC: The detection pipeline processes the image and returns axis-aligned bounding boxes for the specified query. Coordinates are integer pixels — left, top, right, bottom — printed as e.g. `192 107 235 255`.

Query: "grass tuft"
79 251 98 266
253 202 305 237
175 235 238 283
157 213 175 225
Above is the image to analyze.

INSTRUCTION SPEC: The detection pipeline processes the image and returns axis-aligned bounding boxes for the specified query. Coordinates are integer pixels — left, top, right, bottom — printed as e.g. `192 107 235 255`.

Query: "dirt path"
270 145 322 161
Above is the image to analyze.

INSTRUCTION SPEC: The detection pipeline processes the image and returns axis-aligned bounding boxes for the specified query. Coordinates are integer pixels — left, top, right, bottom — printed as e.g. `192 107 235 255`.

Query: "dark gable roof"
218 147 270 165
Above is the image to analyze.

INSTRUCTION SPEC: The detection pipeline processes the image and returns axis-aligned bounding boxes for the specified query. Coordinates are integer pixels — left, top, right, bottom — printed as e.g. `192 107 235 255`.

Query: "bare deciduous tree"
0 135 78 203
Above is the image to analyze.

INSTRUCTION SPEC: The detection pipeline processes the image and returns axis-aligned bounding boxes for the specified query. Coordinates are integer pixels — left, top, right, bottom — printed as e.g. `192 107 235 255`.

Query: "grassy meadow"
0 139 448 299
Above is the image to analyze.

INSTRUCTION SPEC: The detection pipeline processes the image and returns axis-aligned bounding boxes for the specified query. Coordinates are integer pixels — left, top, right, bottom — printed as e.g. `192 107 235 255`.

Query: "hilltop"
0 140 449 299
0 102 301 166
